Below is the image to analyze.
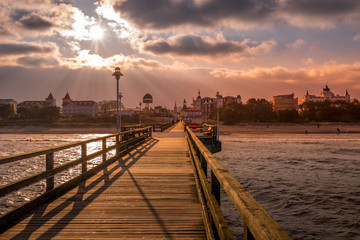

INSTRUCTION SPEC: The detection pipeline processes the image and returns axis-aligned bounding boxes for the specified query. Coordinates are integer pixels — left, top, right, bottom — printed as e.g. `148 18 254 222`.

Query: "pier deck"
1 123 207 239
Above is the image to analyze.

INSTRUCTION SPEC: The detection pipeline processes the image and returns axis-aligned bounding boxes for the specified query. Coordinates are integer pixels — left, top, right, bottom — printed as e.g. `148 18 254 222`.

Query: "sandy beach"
219 123 360 135
1 123 360 134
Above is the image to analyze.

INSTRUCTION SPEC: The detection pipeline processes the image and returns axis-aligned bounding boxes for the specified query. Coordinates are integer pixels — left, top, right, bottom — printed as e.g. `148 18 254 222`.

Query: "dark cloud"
112 0 360 30
143 35 246 57
0 43 54 56
18 14 53 30
113 0 275 29
281 0 360 16
10 9 32 22
17 56 59 67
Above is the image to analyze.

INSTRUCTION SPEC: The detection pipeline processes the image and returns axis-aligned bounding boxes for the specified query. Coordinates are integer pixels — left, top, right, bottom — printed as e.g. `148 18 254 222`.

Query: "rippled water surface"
0 134 111 215
215 133 360 240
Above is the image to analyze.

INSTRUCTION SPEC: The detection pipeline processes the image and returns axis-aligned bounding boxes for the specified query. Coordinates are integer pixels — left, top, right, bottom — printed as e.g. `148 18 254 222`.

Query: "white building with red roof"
18 93 56 108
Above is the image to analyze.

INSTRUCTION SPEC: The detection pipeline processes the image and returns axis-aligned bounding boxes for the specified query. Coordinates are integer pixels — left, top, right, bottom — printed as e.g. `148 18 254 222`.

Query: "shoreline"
0 126 116 134
1 123 360 134
220 123 360 135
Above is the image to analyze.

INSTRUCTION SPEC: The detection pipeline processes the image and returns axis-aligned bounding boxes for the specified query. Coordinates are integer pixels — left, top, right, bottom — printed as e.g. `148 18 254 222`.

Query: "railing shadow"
127 170 175 240
10 138 158 240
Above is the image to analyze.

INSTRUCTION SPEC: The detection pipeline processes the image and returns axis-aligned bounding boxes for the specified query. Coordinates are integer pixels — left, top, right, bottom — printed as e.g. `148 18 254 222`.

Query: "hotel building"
62 92 98 117
271 93 298 111
299 85 350 105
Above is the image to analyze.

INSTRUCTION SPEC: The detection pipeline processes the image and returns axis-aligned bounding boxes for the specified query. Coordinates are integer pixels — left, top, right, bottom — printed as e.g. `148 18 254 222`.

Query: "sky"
0 0 360 108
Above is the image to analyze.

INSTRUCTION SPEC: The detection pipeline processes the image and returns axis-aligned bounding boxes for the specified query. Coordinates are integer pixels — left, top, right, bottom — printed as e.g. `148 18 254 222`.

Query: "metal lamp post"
112 67 123 133
216 92 220 141
139 101 142 125
119 92 123 132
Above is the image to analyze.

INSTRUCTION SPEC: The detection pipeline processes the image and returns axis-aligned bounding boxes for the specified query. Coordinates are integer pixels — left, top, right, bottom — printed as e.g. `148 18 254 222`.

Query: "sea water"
215 133 360 240
1 133 359 239
0 133 110 216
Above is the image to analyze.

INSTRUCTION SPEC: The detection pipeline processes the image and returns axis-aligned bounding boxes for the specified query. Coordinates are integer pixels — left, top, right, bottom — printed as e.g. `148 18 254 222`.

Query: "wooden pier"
0 122 291 239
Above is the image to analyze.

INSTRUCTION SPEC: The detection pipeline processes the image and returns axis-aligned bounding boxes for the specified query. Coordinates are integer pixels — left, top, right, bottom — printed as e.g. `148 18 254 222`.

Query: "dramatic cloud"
142 35 276 58
112 0 276 30
111 0 360 30
0 42 55 56
278 0 360 28
17 13 53 30
210 62 360 86
16 56 59 67
0 2 76 38
279 0 359 16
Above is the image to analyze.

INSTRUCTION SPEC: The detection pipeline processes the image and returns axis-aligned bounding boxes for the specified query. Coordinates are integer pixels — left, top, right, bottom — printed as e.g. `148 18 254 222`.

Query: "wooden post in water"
46 152 54 192
81 143 87 173
102 139 106 163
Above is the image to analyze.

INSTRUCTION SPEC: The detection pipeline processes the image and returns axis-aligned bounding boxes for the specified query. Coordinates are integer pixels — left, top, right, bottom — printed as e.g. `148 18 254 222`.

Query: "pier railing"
185 125 291 240
121 124 143 132
152 122 175 132
0 127 152 229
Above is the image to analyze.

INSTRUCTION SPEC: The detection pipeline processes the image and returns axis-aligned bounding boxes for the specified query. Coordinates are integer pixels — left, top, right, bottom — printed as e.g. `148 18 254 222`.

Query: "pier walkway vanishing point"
1 122 291 239
1 123 207 239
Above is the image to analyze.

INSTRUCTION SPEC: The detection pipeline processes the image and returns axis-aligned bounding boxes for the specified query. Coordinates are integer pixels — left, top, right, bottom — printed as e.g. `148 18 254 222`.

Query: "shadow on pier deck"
1 122 291 239
1 123 206 239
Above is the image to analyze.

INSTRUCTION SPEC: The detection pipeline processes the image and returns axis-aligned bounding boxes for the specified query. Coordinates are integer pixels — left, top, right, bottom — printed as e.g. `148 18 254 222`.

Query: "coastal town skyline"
1 0 360 108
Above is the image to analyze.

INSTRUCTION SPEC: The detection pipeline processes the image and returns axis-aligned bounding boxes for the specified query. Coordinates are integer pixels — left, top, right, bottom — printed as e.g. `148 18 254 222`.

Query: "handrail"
185 125 291 240
0 128 148 165
121 124 143 132
152 122 175 132
0 127 152 229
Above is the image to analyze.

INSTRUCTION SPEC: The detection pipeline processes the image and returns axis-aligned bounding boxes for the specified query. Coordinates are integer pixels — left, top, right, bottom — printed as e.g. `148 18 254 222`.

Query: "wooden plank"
1 123 207 239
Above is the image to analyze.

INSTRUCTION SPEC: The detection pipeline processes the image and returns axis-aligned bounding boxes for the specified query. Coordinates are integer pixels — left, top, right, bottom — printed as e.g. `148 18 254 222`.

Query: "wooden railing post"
244 225 255 240
102 138 106 163
81 143 87 173
46 152 54 192
199 154 207 178
211 170 220 204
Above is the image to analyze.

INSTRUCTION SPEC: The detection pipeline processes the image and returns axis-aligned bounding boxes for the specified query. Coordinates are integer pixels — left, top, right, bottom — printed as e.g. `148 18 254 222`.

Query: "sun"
89 25 104 40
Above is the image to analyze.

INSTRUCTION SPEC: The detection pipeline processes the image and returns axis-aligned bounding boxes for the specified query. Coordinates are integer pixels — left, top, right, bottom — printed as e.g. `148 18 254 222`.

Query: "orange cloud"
210 62 360 86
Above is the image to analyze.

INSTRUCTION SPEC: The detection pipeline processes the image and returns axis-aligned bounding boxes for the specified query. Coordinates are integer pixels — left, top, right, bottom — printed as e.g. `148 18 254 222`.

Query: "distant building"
271 93 298 111
143 93 153 110
299 85 350 105
106 108 140 116
181 109 203 118
62 92 98 117
0 99 17 114
173 101 178 113
18 93 56 109
193 90 241 115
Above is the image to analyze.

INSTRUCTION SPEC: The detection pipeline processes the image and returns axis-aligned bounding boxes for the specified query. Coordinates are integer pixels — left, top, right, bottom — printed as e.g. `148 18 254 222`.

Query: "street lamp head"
112 67 123 80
